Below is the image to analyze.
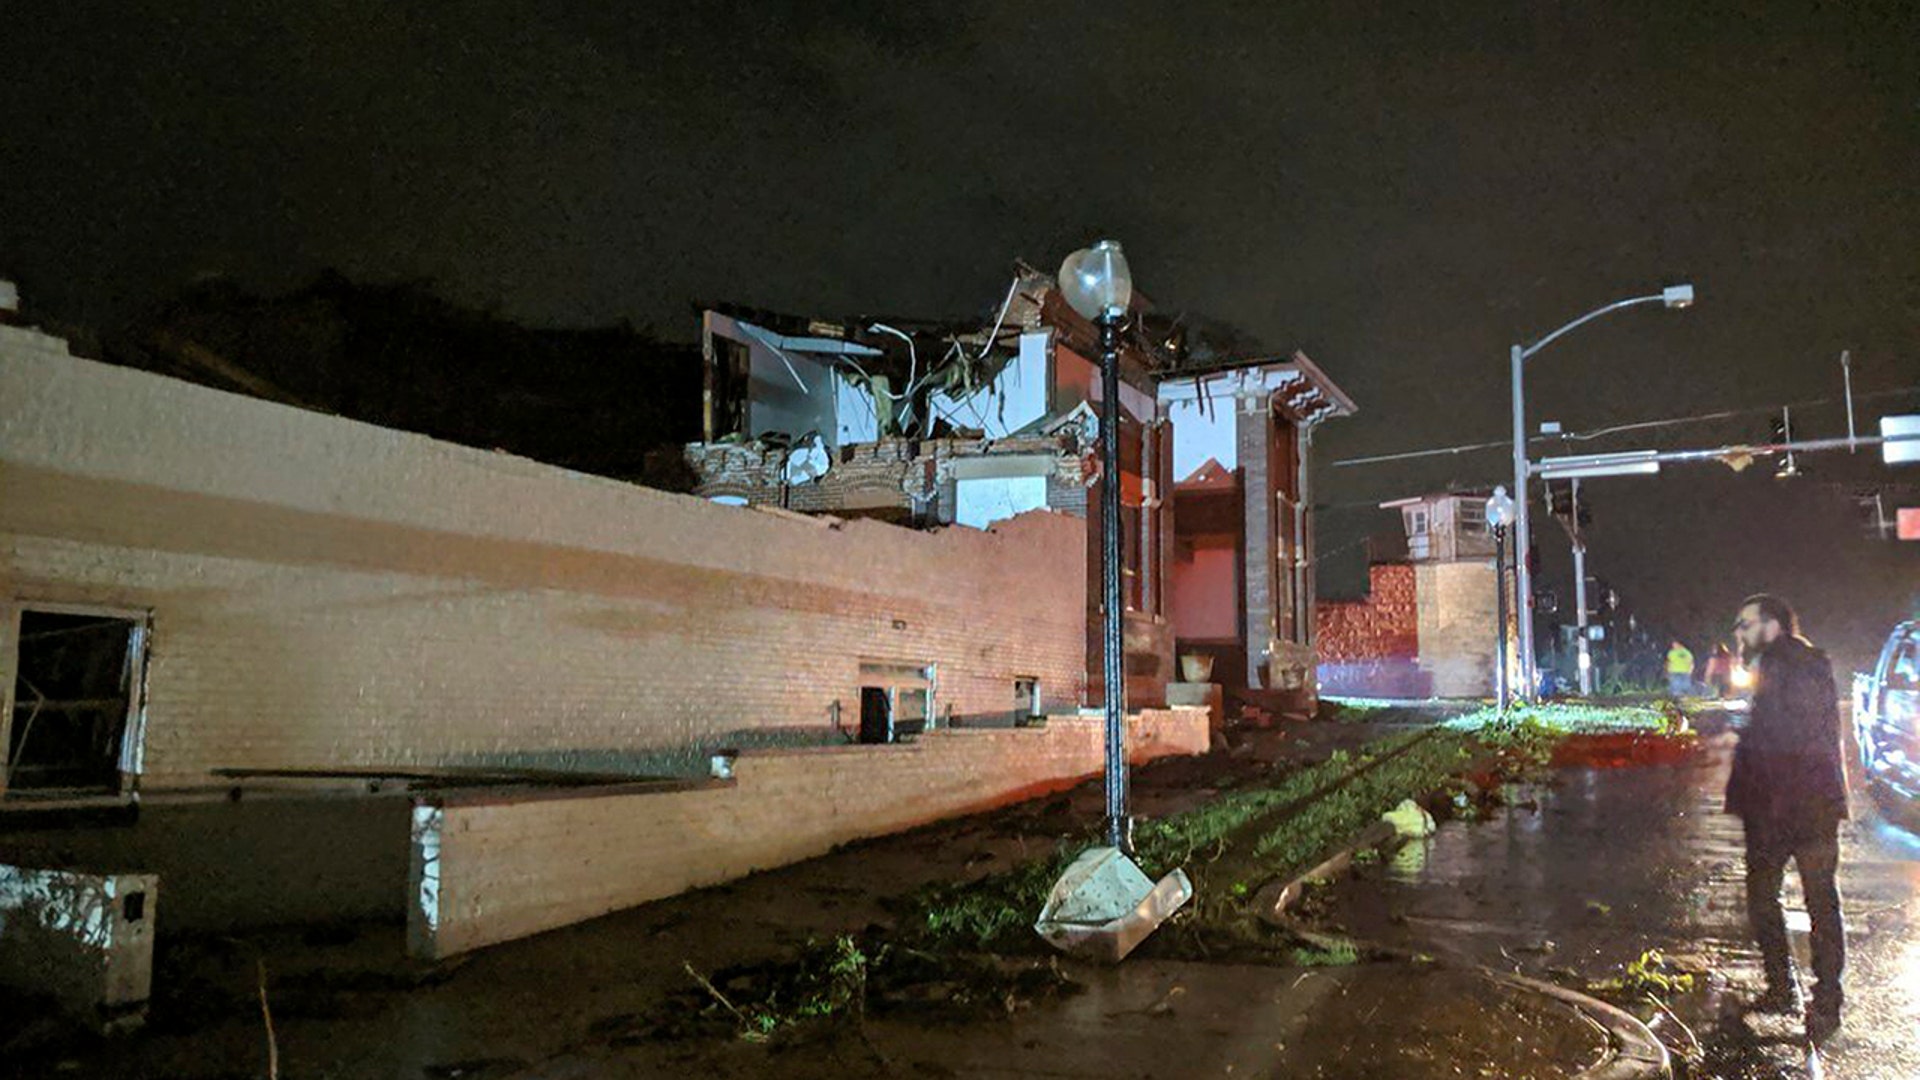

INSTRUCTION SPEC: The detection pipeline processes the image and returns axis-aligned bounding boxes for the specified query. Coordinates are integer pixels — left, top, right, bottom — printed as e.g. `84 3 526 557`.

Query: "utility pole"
1510 344 1536 699
1506 284 1694 701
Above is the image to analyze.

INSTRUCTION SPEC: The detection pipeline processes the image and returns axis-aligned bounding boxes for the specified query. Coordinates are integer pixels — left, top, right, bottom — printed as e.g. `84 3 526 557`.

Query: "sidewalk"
545 957 1657 1079
3 715 1660 1080
1296 707 1920 1078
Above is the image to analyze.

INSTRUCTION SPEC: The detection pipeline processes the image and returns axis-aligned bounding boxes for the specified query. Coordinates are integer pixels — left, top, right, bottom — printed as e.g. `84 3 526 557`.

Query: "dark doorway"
858 686 893 744
7 609 147 796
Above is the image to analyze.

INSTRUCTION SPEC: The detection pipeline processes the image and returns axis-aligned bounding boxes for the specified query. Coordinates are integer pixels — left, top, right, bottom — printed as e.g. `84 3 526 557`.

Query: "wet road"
1321 723 1920 1079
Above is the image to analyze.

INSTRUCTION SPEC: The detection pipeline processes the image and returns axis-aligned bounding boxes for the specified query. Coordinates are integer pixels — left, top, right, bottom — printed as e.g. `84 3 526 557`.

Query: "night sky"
5 2 1916 665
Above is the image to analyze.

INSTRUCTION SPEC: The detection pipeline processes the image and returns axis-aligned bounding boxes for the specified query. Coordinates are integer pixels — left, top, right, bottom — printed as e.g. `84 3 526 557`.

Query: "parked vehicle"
1854 620 1920 807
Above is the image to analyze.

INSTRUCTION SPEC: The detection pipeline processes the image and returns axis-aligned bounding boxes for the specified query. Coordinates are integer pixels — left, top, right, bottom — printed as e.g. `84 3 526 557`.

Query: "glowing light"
1730 665 1754 690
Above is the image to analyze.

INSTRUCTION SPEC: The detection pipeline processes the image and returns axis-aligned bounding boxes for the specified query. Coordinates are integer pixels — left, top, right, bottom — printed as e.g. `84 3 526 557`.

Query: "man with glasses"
1724 594 1848 1043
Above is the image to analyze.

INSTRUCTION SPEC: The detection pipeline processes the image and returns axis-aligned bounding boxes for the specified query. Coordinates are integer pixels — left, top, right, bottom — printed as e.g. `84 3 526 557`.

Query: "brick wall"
0 328 1090 791
1313 562 1428 698
412 709 1209 958
1415 560 1498 698
1315 562 1418 662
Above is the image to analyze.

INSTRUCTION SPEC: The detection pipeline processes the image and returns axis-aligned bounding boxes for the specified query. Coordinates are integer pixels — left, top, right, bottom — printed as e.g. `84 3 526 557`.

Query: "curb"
1250 819 1396 919
1242 726 1457 920
1486 970 1671 1080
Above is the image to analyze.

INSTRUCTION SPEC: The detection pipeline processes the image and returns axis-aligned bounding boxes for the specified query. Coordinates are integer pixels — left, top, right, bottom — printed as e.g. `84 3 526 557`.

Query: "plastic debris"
1383 798 1436 839
1034 846 1192 964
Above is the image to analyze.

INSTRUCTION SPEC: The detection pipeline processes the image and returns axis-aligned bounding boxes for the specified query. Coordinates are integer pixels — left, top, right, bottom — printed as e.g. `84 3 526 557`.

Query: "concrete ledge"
408 708 1209 959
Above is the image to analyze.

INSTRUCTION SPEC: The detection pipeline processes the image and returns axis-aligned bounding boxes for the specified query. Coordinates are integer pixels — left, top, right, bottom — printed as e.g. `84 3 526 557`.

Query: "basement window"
857 661 935 744
1014 678 1041 723
5 607 150 799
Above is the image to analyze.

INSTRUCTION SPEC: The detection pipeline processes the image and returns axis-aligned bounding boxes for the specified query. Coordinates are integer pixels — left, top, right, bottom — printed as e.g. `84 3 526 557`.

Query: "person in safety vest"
1665 640 1696 697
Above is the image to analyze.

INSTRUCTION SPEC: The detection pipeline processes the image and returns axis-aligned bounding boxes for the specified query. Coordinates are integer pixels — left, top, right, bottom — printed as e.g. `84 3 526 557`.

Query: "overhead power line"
1330 383 1920 469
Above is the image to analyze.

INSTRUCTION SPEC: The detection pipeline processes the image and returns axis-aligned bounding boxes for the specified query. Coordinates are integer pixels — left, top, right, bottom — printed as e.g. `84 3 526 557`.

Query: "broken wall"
688 434 1089 527
0 327 1091 791
1315 562 1429 697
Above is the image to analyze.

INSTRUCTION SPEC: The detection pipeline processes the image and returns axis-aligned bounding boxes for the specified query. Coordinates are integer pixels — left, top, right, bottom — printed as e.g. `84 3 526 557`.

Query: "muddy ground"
9 718 1438 1080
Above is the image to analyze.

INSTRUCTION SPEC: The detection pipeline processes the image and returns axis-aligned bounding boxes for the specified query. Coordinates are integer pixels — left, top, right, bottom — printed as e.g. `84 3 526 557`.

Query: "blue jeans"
1668 673 1691 697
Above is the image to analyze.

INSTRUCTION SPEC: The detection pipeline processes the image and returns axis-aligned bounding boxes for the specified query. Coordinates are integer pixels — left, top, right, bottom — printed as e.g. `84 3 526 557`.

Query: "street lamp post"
1032 241 1192 963
1509 283 1693 700
1060 240 1135 851
1485 487 1516 711
1570 479 1592 696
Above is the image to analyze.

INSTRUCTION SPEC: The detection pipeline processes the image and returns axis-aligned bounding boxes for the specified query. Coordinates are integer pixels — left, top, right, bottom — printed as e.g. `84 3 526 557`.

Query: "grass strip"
909 728 1451 950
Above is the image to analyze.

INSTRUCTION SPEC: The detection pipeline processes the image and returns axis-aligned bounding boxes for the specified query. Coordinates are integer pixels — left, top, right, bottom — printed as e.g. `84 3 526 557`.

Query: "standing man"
1665 639 1696 697
1725 594 1848 1043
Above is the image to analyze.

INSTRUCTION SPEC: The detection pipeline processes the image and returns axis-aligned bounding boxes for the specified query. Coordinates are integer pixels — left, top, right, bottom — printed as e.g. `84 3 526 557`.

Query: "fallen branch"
681 960 749 1027
1647 994 1701 1062
256 956 279 1080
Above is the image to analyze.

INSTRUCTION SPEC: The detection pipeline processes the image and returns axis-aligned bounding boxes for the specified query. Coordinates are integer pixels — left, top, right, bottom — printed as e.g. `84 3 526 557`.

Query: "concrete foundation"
0 865 156 1029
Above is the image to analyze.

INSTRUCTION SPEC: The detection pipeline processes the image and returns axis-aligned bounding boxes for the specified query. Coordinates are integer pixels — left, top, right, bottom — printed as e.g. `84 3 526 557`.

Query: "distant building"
1316 491 1505 699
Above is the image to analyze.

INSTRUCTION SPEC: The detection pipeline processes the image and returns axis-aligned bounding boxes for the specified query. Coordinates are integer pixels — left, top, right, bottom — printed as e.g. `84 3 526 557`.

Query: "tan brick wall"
1414 560 1498 698
413 709 1210 957
0 328 1090 790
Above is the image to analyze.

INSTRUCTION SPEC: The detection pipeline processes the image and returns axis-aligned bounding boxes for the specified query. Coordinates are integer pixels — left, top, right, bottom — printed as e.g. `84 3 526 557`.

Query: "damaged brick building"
685 263 1356 719
0 320 1206 983
0 250 1355 1006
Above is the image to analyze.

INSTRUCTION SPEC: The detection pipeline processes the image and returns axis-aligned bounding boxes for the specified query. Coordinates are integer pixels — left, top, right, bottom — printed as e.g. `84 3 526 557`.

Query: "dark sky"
5 1 1917 665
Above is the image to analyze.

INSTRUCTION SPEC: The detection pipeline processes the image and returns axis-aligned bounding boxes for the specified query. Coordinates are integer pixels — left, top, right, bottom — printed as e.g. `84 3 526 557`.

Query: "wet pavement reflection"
1319 721 1920 1078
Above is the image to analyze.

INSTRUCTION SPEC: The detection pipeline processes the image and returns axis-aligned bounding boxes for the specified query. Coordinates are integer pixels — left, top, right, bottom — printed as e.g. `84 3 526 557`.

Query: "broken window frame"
1013 678 1042 723
0 601 153 801
856 660 938 741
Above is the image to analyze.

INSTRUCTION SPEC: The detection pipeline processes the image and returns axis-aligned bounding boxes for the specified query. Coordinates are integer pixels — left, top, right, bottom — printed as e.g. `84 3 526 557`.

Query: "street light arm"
1521 294 1665 360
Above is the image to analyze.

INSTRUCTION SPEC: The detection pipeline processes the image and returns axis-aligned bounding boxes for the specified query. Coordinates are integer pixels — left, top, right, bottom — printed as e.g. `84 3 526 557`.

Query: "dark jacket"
1725 635 1849 830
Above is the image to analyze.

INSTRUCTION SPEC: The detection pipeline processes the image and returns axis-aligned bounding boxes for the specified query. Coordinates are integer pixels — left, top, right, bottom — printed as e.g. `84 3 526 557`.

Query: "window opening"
856 660 934 744
1458 501 1487 533
1014 678 1041 723
7 608 149 797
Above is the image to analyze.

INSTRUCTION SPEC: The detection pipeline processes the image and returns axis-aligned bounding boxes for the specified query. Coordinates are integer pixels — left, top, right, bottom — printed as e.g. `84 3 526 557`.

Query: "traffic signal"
1772 407 1803 478
1585 577 1619 616
1543 479 1592 526
1545 479 1573 518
